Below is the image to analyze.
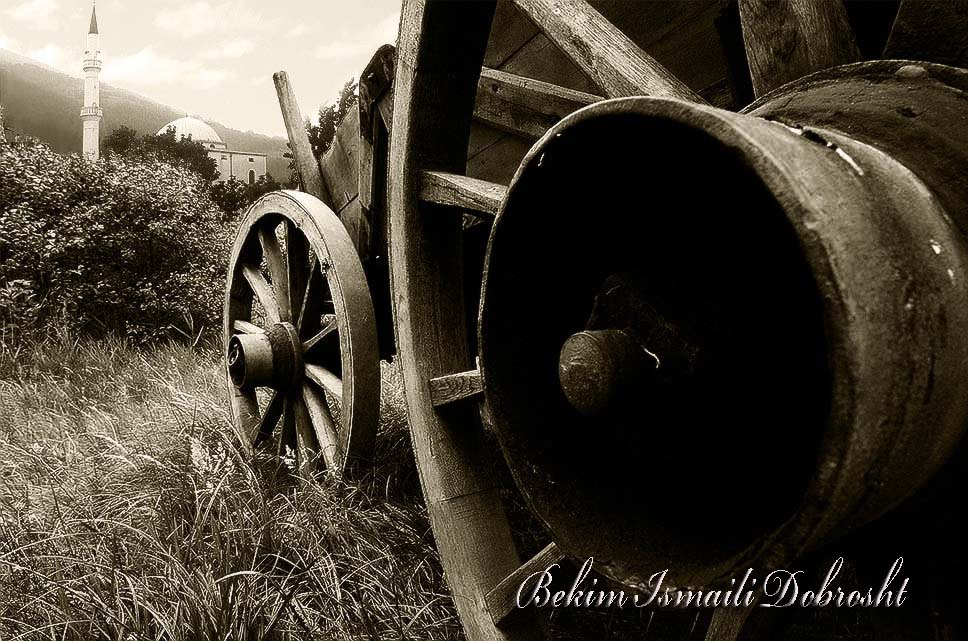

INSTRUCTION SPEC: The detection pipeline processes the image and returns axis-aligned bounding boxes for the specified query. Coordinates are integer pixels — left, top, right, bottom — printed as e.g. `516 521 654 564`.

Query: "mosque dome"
157 116 223 144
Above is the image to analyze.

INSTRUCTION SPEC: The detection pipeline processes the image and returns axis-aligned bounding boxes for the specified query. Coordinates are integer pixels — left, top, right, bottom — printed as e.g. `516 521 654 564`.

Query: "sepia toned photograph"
2 0 968 639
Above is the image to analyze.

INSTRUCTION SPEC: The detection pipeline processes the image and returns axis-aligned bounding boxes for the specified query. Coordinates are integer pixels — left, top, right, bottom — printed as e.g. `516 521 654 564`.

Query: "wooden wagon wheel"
224 190 379 476
388 2 966 640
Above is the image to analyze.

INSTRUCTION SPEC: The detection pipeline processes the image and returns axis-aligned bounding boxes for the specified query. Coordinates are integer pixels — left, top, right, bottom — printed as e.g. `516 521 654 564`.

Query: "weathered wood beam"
429 368 484 408
510 0 705 102
739 0 860 97
474 68 600 139
273 71 331 204
419 171 506 218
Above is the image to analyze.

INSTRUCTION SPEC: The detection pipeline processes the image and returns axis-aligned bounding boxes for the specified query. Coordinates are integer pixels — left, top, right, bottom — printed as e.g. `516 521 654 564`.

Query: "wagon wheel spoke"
290 394 321 476
241 264 281 324
429 368 483 408
738 0 860 98
258 223 292 322
232 319 264 335
285 221 310 323
703 606 756 641
418 171 506 218
253 390 285 447
300 382 341 471
277 396 298 457
485 543 563 625
305 363 344 401
302 315 338 353
883 0 968 68
297 257 328 334
509 0 704 101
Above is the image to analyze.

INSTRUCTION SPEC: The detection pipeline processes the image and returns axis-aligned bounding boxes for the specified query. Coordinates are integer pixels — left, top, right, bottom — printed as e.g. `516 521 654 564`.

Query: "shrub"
105 125 220 182
0 139 229 344
210 173 283 220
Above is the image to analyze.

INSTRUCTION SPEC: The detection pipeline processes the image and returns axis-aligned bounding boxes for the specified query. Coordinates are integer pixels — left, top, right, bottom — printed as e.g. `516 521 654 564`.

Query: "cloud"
286 24 308 38
314 11 399 60
154 2 262 38
27 43 70 71
0 33 19 51
102 47 235 89
201 38 255 60
5 0 58 28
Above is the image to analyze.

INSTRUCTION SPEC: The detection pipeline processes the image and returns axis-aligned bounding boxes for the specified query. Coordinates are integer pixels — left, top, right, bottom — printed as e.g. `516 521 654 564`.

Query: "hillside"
0 48 290 180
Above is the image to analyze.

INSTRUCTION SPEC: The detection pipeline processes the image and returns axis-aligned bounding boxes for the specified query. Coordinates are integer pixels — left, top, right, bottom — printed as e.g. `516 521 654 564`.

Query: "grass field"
0 331 461 640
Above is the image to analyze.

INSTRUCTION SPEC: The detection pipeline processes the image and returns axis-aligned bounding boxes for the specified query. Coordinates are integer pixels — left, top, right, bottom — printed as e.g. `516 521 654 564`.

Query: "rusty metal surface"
478 66 968 590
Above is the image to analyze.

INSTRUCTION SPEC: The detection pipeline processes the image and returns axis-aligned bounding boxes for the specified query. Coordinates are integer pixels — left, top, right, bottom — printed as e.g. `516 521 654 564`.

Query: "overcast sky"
0 0 400 138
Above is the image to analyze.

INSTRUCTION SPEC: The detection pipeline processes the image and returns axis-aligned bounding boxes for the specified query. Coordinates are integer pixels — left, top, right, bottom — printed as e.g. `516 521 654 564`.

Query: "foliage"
307 79 359 161
285 78 359 186
210 173 283 219
106 125 220 182
0 139 229 343
0 336 458 640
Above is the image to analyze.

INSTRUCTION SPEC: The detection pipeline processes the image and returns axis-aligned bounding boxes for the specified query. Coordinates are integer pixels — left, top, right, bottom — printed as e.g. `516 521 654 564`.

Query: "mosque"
155 116 268 184
81 4 267 184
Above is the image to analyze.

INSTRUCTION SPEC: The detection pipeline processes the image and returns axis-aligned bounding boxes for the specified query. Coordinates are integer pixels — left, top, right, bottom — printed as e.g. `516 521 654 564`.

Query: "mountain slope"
0 49 290 180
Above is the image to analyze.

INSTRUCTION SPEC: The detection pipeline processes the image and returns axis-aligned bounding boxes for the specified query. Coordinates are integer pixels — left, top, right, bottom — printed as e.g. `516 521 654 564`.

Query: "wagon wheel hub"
227 322 304 390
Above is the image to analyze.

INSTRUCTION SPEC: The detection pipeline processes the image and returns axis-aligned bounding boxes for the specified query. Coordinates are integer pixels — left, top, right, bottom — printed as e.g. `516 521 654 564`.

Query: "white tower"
80 3 102 161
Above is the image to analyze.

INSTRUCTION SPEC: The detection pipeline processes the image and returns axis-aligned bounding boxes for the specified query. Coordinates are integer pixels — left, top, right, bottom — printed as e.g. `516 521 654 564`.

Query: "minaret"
80 3 102 160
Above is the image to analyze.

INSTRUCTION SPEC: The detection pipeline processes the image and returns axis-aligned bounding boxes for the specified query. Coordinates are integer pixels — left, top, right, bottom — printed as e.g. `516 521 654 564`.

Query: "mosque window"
248 157 254 162
248 170 256 185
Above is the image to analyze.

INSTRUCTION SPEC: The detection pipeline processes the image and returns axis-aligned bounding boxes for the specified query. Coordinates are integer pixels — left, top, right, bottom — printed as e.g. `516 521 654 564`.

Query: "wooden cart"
222 2 968 639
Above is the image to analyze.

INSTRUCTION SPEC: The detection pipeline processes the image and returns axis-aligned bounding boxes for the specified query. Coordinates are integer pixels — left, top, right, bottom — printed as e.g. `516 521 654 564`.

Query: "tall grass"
0 330 459 640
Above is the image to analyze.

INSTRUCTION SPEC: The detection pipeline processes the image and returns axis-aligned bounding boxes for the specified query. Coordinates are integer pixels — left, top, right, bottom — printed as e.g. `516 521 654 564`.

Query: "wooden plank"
376 93 394 131
358 44 396 143
273 71 330 204
485 543 564 625
467 132 534 186
319 108 361 214
883 0 968 68
475 68 600 139
485 0 541 69
358 124 377 211
419 171 506 217
500 33 600 95
739 0 860 97
510 0 705 101
429 369 484 408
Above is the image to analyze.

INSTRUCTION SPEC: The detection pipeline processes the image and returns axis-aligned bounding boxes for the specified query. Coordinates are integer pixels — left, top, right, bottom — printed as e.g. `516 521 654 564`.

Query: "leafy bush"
105 125 220 182
210 173 283 219
0 139 229 343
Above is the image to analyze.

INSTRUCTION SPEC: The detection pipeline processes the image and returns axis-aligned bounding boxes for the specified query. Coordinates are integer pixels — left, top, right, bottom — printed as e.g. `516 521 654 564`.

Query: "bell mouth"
478 99 833 589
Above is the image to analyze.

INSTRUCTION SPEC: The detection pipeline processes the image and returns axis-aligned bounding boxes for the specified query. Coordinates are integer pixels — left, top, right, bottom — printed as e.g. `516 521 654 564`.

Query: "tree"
103 125 139 156
105 126 219 182
285 78 358 188
307 79 358 162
